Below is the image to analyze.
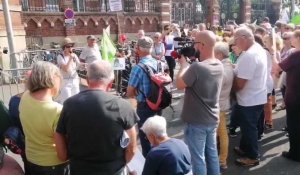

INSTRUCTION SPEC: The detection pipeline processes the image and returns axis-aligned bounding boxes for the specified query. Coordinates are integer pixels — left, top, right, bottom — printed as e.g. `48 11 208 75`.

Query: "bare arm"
176 56 190 90
127 86 138 98
54 132 68 161
233 77 247 92
125 125 138 163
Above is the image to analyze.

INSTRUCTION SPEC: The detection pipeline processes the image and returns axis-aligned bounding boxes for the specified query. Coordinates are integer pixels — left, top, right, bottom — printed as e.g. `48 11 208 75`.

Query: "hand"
178 55 188 66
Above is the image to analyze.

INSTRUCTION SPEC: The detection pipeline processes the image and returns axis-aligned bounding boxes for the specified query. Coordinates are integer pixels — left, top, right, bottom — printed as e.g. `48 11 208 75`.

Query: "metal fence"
21 0 60 12
0 48 85 105
0 68 29 106
21 0 158 12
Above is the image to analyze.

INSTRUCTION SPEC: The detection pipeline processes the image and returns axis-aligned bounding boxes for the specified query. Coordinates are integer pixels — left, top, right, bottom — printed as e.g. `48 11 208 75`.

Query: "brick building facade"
21 0 171 48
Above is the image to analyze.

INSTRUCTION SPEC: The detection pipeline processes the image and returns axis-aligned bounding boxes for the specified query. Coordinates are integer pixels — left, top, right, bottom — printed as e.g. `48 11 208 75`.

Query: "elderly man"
232 28 267 166
176 31 224 175
141 115 192 175
127 37 161 157
214 42 234 170
79 35 101 64
55 60 139 175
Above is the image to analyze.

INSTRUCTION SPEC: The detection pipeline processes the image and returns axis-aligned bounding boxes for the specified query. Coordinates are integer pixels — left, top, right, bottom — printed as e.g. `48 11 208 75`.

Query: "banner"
109 0 123 12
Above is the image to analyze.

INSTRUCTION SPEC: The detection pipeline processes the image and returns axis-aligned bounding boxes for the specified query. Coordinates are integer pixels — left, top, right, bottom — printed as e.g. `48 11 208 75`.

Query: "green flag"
291 14 300 25
100 29 116 63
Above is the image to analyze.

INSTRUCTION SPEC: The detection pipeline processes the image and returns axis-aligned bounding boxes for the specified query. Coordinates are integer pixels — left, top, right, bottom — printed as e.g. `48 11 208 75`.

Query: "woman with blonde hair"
19 61 68 175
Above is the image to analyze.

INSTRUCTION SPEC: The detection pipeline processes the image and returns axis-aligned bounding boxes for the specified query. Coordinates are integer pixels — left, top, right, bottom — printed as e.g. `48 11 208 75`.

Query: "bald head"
195 30 217 47
87 60 114 85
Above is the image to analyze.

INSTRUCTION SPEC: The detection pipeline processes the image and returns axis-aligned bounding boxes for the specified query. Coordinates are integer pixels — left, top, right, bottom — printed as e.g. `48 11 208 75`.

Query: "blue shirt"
128 56 158 102
142 138 192 175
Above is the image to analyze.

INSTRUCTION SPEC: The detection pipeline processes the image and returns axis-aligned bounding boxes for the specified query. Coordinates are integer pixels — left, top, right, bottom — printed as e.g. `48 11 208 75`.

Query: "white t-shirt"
79 45 102 64
57 54 79 79
164 35 174 56
235 43 268 106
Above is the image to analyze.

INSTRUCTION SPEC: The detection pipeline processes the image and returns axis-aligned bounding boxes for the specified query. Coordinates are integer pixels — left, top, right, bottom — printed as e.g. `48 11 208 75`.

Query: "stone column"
206 0 220 27
0 0 26 69
159 0 172 30
240 0 251 23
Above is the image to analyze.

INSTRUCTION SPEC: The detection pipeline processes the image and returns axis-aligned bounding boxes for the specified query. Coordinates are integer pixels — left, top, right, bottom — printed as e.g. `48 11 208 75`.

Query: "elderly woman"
56 38 81 104
19 61 68 175
214 42 234 170
141 115 192 175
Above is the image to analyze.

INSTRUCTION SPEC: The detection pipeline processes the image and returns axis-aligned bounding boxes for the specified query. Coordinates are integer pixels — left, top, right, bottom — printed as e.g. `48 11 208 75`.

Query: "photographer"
176 31 224 175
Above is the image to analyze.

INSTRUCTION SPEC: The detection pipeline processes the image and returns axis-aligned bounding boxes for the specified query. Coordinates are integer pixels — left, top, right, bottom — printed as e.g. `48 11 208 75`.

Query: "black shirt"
56 89 139 175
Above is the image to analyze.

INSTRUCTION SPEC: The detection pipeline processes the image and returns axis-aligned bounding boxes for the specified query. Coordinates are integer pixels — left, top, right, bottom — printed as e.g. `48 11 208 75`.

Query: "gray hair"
214 42 229 58
27 61 61 93
139 47 152 53
87 60 114 85
235 27 254 41
154 32 162 38
141 115 167 137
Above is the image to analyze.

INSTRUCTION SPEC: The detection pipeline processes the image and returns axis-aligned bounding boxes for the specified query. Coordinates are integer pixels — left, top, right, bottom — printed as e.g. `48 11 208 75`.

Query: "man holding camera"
176 31 224 175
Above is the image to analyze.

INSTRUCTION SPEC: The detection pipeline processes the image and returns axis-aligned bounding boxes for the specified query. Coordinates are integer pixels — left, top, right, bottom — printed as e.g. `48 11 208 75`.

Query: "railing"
21 0 158 12
21 0 60 12
0 68 29 106
125 0 158 12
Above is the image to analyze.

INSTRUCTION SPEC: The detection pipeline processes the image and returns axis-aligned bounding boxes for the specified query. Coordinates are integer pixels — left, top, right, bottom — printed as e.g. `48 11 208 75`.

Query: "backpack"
0 100 25 156
138 62 172 111
0 101 12 147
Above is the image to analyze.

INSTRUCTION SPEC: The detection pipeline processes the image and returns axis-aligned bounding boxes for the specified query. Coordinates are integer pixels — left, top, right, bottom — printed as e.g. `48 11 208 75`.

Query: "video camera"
171 37 199 62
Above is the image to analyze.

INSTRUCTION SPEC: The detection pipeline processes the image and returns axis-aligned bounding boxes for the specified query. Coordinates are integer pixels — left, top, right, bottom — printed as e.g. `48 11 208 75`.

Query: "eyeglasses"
283 37 290 40
234 35 245 42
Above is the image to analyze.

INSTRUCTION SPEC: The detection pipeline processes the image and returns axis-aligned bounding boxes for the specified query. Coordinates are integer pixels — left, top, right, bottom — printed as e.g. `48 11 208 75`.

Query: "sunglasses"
65 45 73 48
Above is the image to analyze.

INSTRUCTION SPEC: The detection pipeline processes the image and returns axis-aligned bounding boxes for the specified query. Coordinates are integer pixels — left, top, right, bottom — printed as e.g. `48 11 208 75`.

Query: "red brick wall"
23 12 161 38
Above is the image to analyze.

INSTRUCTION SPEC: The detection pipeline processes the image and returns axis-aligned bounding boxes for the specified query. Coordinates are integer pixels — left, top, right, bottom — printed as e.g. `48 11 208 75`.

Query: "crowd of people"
0 17 300 175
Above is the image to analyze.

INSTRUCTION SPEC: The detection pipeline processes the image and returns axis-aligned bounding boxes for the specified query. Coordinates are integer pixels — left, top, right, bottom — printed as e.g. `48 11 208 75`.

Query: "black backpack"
138 62 172 111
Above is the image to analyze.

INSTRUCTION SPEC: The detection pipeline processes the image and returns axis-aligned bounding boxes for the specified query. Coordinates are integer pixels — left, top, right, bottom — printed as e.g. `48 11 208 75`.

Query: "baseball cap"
137 36 153 49
87 35 96 40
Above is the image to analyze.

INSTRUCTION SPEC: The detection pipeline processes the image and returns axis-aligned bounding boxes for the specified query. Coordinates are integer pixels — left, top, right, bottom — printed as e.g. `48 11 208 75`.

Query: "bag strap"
137 63 156 98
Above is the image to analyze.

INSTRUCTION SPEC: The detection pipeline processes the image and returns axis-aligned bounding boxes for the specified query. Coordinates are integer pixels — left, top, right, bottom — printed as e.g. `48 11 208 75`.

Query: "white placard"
64 19 76 27
109 0 123 12
113 58 126 70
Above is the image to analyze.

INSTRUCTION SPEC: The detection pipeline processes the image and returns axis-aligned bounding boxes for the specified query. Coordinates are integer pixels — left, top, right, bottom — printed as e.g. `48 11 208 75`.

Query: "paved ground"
2 68 300 174
165 89 300 175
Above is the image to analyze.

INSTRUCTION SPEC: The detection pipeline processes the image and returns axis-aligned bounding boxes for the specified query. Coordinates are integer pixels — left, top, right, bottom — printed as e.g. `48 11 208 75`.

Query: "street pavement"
2 67 300 175
165 88 300 175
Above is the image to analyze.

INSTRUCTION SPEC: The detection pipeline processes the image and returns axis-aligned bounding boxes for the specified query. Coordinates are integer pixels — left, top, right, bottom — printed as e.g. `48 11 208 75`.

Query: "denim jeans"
184 123 220 175
229 101 239 130
137 102 161 157
237 104 264 159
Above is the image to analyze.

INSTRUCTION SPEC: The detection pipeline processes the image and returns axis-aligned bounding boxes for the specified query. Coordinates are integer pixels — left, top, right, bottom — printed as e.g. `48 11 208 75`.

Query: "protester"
55 60 139 174
274 30 300 162
163 24 176 81
19 61 68 175
176 30 224 175
141 115 192 175
79 35 101 64
56 38 81 104
233 28 267 166
214 42 234 170
198 23 206 31
127 37 161 157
